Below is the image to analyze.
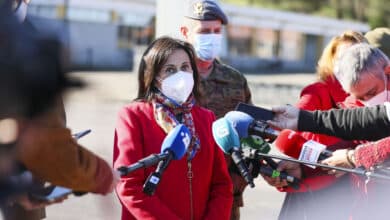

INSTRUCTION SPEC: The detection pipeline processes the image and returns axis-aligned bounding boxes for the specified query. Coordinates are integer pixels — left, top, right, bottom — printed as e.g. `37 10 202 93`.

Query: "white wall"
155 0 187 39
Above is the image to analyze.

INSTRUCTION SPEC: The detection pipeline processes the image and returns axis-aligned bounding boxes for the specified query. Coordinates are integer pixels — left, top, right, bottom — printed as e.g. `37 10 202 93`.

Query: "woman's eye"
181 65 190 71
166 68 176 74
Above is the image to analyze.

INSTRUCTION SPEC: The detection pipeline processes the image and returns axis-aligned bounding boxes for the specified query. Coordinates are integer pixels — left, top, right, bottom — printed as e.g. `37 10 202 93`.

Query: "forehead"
164 49 191 64
191 19 222 30
349 73 383 96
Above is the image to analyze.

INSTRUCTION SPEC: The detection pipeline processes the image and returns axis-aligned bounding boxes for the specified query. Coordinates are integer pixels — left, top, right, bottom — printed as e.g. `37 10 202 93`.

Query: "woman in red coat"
265 31 367 220
113 37 233 220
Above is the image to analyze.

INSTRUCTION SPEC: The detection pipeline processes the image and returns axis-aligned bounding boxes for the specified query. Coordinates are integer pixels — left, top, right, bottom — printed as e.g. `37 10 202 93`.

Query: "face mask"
362 90 389 107
160 71 194 104
193 34 222 61
14 1 28 23
362 76 389 107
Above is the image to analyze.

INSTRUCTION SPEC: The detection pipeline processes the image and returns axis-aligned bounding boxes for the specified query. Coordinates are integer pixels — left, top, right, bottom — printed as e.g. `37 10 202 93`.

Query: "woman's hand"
321 149 355 177
262 161 302 188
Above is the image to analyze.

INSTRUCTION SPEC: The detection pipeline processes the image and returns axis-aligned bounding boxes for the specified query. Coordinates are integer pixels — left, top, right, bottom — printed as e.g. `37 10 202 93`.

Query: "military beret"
365 27 390 58
185 0 228 25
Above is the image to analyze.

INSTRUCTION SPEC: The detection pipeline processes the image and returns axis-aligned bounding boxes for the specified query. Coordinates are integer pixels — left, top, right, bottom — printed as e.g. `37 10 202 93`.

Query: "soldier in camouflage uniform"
180 1 252 219
198 60 252 118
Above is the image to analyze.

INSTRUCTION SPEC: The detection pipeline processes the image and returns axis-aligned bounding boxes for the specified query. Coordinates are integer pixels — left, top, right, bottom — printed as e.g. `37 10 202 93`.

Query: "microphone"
117 124 190 177
225 111 279 142
274 129 333 165
241 136 300 189
212 118 255 188
142 124 191 196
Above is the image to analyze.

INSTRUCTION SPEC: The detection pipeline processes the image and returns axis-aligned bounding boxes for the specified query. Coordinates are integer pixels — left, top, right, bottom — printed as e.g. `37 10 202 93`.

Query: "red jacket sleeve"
113 107 181 220
202 113 233 220
355 137 390 169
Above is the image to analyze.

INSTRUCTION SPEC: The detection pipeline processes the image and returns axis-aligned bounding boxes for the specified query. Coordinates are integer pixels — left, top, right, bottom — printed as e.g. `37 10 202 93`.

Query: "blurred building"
28 0 369 72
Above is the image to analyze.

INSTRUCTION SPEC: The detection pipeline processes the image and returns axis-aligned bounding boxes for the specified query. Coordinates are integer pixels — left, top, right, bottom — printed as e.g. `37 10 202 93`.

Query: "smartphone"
235 103 274 122
30 186 73 202
72 129 91 140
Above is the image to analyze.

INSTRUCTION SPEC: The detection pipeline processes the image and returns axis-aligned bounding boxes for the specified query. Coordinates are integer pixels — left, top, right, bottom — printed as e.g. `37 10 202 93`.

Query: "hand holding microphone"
321 149 356 177
222 111 300 188
266 105 300 131
262 161 302 188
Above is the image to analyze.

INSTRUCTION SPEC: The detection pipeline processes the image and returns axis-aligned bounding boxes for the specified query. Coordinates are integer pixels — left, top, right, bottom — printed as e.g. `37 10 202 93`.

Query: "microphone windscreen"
241 135 271 154
212 118 240 154
161 124 191 160
224 111 254 138
274 129 307 159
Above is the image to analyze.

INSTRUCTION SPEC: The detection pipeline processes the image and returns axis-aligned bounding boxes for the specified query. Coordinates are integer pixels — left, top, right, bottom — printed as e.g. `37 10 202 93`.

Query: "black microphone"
212 118 255 187
142 124 191 196
225 111 279 143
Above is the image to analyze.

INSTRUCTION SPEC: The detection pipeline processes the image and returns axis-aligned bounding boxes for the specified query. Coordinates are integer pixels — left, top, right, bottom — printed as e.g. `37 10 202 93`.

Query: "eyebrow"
163 64 176 68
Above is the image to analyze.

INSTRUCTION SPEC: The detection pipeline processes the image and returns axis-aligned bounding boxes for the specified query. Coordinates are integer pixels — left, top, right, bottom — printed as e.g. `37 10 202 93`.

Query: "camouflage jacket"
198 59 252 118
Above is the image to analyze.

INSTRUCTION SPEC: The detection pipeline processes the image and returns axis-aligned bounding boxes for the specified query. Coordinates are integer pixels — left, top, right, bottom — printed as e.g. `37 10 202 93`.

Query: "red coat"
113 101 233 220
355 136 390 169
281 77 351 192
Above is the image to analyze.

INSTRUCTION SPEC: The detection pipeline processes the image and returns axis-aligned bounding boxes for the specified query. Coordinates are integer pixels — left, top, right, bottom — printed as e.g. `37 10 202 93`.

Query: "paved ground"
42 71 316 220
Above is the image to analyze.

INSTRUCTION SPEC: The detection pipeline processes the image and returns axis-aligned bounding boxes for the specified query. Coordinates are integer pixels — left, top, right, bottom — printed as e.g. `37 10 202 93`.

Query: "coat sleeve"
202 113 233 220
18 100 113 194
113 107 181 220
298 105 390 141
354 137 390 169
297 85 324 111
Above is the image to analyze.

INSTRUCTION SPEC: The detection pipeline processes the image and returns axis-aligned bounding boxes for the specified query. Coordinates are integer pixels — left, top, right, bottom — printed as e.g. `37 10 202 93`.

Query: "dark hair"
0 11 82 118
136 36 201 102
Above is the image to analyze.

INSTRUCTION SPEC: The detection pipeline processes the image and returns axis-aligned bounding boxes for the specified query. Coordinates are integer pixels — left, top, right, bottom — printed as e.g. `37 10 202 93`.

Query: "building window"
117 25 154 49
253 28 278 59
67 8 110 23
27 4 58 19
279 30 304 61
227 25 252 56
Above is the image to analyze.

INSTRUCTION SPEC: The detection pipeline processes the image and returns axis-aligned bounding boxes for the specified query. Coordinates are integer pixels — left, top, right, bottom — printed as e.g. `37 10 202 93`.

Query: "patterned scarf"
153 92 200 160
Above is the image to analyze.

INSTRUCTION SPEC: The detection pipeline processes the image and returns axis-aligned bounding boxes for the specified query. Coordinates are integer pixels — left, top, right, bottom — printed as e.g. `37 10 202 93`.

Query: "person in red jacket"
113 36 233 220
264 31 367 220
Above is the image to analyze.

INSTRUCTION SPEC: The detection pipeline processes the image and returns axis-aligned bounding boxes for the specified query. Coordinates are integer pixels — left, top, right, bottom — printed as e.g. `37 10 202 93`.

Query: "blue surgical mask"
193 34 222 61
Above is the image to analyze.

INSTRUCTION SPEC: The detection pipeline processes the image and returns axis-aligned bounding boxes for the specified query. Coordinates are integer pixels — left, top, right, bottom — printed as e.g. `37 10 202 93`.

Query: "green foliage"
221 0 389 28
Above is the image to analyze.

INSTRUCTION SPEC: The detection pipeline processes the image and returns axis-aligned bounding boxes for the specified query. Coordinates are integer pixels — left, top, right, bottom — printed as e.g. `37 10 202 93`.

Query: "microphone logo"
149 176 160 185
181 131 191 148
215 125 229 138
287 130 296 139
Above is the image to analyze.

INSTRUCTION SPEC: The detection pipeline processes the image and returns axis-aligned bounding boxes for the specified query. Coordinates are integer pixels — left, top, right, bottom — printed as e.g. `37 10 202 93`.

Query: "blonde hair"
317 30 367 81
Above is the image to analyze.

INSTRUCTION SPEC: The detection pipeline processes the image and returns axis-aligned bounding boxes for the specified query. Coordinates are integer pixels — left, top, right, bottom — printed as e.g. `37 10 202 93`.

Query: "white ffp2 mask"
161 71 194 104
